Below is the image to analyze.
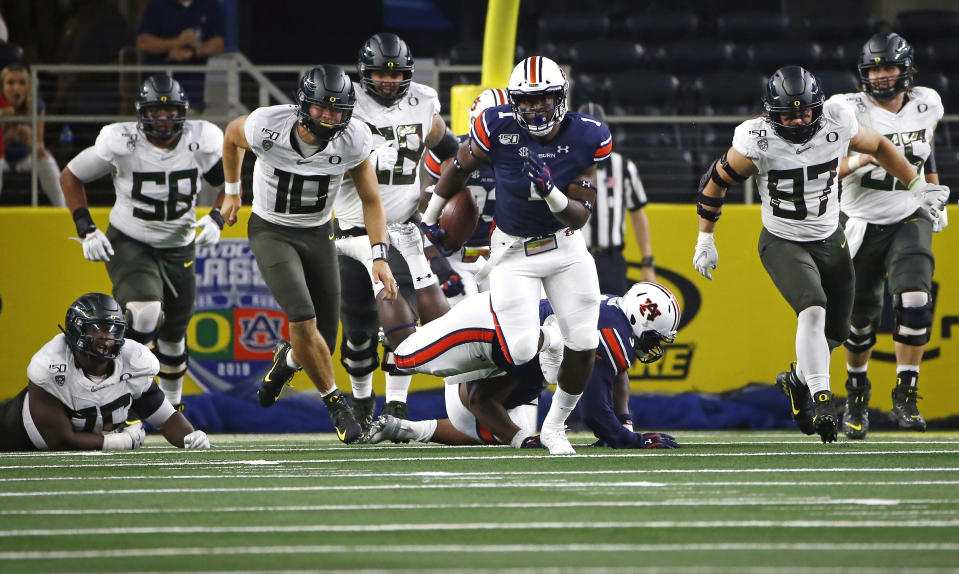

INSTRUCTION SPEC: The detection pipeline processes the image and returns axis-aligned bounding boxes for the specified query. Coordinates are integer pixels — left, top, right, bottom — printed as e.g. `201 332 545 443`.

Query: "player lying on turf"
364 283 681 450
0 293 210 451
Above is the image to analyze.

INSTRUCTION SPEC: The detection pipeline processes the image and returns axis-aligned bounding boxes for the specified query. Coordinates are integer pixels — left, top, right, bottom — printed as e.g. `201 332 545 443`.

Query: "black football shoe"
775 363 815 435
842 378 871 440
812 390 838 444
324 390 362 444
890 384 926 431
258 340 299 408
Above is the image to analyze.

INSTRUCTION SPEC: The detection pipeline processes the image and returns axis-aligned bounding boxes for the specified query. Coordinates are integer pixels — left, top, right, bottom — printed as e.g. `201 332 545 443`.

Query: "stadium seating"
815 70 860 98
803 12 877 42
716 12 790 42
695 72 767 116
895 10 959 42
570 40 645 75
653 40 733 74
626 11 699 44
748 42 823 76
537 12 611 45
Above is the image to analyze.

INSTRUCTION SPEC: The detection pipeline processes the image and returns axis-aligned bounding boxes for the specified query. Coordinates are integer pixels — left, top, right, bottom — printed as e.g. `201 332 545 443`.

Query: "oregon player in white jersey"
219 65 397 444
829 33 947 438
61 75 226 413
334 33 460 430
0 293 209 451
692 66 949 443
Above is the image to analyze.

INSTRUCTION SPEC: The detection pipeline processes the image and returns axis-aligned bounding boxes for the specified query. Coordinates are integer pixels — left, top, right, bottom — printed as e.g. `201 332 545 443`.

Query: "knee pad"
505 333 539 366
893 292 933 346
154 339 188 381
844 324 876 354
340 332 379 377
124 301 164 344
566 321 600 352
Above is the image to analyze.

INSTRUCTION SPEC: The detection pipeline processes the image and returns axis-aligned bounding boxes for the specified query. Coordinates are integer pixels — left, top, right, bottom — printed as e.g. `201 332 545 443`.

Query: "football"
438 188 479 251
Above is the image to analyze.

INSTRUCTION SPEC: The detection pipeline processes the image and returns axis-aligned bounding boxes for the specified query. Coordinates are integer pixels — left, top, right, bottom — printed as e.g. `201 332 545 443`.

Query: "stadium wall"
1 205 957 419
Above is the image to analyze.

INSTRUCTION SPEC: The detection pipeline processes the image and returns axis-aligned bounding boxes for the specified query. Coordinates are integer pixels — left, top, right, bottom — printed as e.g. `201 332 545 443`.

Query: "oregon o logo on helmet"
793 100 801 107
387 61 394 69
160 96 168 102
329 97 337 102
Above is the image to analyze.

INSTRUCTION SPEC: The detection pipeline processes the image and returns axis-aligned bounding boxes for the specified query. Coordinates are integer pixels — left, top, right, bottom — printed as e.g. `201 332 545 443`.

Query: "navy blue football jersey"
425 135 496 247
470 105 612 237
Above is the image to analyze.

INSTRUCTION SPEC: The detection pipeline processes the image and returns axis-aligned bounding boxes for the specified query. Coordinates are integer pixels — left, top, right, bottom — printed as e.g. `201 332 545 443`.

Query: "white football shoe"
540 423 576 455
364 414 416 444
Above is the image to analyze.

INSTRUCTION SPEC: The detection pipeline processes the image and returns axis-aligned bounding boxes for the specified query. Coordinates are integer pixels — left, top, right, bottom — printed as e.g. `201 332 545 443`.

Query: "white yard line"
2 467 959 482
0 497 944 516
2 449 958 470
5 479 959 498
2 542 959 560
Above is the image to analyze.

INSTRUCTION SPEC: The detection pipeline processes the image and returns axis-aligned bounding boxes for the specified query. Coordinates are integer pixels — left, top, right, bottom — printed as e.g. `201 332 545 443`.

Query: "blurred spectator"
0 63 65 206
136 0 225 111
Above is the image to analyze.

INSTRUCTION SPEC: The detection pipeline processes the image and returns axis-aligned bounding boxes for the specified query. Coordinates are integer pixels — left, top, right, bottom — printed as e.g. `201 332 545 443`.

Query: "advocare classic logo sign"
186 239 289 394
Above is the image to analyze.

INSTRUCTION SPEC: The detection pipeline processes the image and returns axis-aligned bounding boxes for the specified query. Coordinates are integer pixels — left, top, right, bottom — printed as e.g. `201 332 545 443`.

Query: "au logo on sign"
186 240 289 394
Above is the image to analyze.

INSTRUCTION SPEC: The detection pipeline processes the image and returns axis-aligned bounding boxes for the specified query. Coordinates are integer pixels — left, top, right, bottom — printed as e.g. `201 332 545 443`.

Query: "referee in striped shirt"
578 102 656 295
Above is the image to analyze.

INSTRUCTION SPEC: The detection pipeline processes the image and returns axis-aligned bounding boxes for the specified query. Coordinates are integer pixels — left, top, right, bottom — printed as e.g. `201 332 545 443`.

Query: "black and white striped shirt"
584 151 647 250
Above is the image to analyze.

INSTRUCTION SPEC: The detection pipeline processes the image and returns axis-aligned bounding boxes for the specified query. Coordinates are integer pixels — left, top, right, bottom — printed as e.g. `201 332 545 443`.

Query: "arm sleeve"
203 157 225 186
132 381 175 424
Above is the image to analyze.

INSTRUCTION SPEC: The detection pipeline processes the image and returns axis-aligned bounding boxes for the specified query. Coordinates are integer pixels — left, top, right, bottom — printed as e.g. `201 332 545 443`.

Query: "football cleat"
812 390 838 443
352 392 377 434
323 390 362 444
890 384 926 431
364 414 417 444
258 340 299 408
775 363 815 435
520 435 545 449
387 222 425 259
842 378 871 440
381 400 410 443
540 423 576 455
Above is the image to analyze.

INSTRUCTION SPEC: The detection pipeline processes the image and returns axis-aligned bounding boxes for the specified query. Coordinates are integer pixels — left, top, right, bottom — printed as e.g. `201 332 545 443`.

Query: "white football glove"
911 180 950 221
102 421 146 450
932 205 948 233
183 430 211 449
371 142 398 171
191 214 222 248
693 231 719 280
80 229 114 262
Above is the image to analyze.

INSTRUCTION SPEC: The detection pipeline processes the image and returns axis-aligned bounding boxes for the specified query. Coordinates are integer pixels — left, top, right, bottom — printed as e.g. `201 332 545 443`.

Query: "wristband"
422 190 447 225
72 207 97 238
639 256 655 268
208 207 225 229
372 242 389 262
543 184 569 213
846 156 861 171
907 176 925 192
102 432 132 450
224 181 241 196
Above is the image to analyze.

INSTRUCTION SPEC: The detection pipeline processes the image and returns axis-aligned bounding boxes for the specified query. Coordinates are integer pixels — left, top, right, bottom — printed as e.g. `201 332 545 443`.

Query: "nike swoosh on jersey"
329 234 335 240
296 159 312 164
841 240 847 248
796 146 812 154
184 260 195 268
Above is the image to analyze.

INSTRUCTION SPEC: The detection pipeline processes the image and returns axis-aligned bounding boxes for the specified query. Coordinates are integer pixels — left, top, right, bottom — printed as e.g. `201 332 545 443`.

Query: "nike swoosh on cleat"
184 260 195 268
329 234 335 240
336 427 347 441
845 422 862 430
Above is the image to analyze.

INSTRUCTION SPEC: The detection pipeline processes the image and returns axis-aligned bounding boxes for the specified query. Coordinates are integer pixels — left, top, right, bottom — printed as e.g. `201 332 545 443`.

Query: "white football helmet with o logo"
618 282 681 363
469 88 508 124
507 56 568 136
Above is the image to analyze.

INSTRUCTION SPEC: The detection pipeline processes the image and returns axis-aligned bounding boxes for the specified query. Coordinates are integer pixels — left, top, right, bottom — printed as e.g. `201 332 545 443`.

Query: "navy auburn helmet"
135 75 189 140
60 293 126 360
358 33 414 106
762 66 825 145
858 32 916 100
295 65 356 141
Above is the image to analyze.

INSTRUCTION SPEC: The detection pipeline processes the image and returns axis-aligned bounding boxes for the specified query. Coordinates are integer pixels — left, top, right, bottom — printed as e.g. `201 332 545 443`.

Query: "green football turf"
1 431 958 573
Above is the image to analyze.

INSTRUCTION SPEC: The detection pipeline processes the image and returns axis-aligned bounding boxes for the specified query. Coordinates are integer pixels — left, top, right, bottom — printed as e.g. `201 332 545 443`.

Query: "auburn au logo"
640 298 662 320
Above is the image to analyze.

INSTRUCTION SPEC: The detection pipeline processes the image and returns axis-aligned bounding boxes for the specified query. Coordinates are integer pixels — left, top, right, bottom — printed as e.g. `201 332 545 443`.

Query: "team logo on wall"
186 239 289 395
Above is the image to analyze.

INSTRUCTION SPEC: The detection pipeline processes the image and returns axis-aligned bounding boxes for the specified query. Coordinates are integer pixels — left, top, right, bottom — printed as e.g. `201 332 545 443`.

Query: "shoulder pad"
191 120 225 153
411 82 439 102
95 122 139 158
120 341 160 378
26 335 71 385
